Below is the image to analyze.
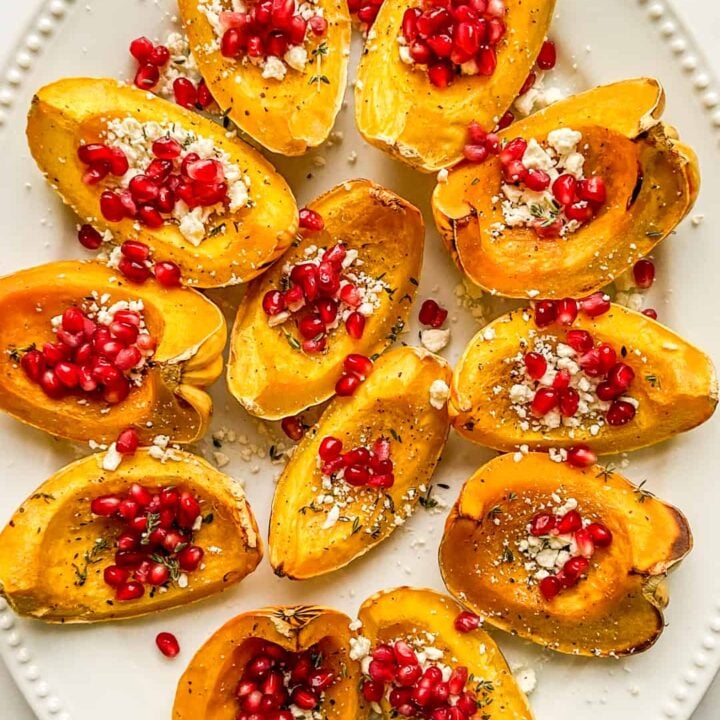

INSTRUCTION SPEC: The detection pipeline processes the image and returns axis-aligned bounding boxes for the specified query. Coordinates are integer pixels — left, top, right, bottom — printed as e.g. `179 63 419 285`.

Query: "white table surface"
0 1 718 718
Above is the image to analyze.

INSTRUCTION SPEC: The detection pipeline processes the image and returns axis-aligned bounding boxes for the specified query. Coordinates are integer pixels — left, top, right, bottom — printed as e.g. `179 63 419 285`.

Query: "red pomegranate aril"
344 464 370 486
368 659 395 683
410 40 432 64
518 71 536 97
173 78 198 109
135 63 160 90
281 415 305 441
20 350 45 382
138 205 164 229
632 258 655 289
566 445 597 468
419 299 448 328
302 335 327 354
339 283 361 308
116 581 145 601
596 381 619 401
539 575 562 601
116 346 142 371
534 218 563 239
447 666 469 695
121 239 151 263
155 632 180 658
344 353 373 380
536 39 557 69
317 261 340 296
393 640 418 666
558 387 579 417
298 208 324 232
477 46 497 75
563 555 590 584
524 351 547 380
263 290 286 316
316 297 338 325
345 311 366 340
529 512 557 536
555 298 578 326
291 688 318 711
534 299 557 328
531 387 558 417
453 610 481 634
642 308 658 319
298 315 325 340
463 143 488 163
103 565 130 587
177 545 204 571
596 343 617 373
308 14 327 35
524 168 551 191
148 45 170 66
91 494 121 516
565 329 594 354
503 159 528 184
319 436 343 461
553 368 571 390
565 201 594 223
608 362 635 392
552 174 577 206
322 243 346 267
148 563 170 586
557 509 582 534
362 680 384 703
100 191 126 222
499 137 527 164
606 399 636 426
154 261 182 287
221 28 244 58
53 361 79 388
116 533 138 553
428 61 454 88
579 292 611 318
130 36 154 63
146 159 173 183
77 224 104 250
178 492 201 527
83 165 108 186
587 522 613 547
42 342 66 366
577 176 607 204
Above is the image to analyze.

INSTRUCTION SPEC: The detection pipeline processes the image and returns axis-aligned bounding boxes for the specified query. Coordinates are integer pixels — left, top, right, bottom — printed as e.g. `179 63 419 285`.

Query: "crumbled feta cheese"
102 443 123 471
429 379 450 409
420 328 450 353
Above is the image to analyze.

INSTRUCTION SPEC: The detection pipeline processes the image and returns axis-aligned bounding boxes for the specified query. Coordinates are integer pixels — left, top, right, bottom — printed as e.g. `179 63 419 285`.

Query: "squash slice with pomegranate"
269 346 452 579
358 587 533 719
173 605 364 719
439 453 692 656
451 302 717 454
27 78 298 288
0 449 262 623
178 0 351 156
355 0 556 172
432 78 700 297
0 260 226 445
227 179 424 420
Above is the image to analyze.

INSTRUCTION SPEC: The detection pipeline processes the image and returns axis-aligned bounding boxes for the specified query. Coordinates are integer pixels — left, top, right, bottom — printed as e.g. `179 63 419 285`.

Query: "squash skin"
450 303 717 453
432 78 701 297
227 179 424 420
173 606 365 720
358 587 534 719
0 260 226 445
355 0 556 172
439 453 692 656
26 77 298 288
0 449 262 623
178 0 351 155
269 347 452 579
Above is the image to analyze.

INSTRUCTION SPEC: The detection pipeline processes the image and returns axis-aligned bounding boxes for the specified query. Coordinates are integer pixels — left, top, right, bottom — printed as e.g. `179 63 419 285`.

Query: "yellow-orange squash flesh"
173 606 364 719
227 179 424 420
355 0 555 172
269 347 451 579
0 260 226 444
358 587 533 719
178 0 351 155
439 453 692 656
27 78 298 288
0 449 262 623
432 78 700 297
451 303 717 453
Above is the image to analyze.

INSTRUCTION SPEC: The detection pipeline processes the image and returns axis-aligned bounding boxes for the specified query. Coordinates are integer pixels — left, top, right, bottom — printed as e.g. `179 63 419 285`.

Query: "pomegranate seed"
557 509 582 534
562 555 590 585
369 659 395 683
553 368 571 390
503 159 528 184
336 373 362 396
537 39 557 69
83 164 109 187
552 174 577 206
302 335 327 354
565 329 594 354
77 224 104 250
116 582 145 601
100 191 126 222
587 522 613 547
152 136 183 159
642 308 658 320
319 436 343 461
463 143 488 163
135 63 160 90
499 137 527 164
428 61 454 88
345 312 366 340
130 36 154 63
523 352 547 380
281 415 305 441
299 315 325 340
177 545 204 571
596 381 619 401
173 78 198 109
566 445 597 468
534 218 563 239
91 494 120 516
263 290 287 316
362 680 384 703
531 387 558 416
298 208 324 232
148 45 170 66
525 168 551 191
344 353 373 380
221 28 244 58
596 343 617 373
606 399 636 426
608 362 635 392
103 565 130 587
558 387 579 417
529 512 556 536
316 298 338 325
454 611 480 633
565 201 594 223
579 292 611 318
116 428 140 455
574 527 595 558
577 176 607 204
633 259 655 289
154 261 182 287
556 298 578 326
496 110 514 130
534 299 557 328
539 575 562 601
156 632 180 658
419 299 448 328
20 350 45 382
518 71 536 97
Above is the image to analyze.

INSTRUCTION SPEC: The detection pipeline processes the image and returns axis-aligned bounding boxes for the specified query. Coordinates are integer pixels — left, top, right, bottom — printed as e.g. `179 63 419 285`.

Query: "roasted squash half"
439 453 692 656
27 77 298 288
227 179 424 420
432 78 700 297
0 449 262 623
269 346 452 579
358 587 533 718
0 260 225 444
355 0 555 172
451 303 717 453
173 605 364 719
178 0 351 155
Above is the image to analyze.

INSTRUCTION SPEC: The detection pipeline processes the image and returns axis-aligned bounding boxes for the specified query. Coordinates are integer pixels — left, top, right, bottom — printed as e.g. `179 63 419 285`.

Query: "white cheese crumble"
429 379 450 409
420 328 450 353
102 442 123 471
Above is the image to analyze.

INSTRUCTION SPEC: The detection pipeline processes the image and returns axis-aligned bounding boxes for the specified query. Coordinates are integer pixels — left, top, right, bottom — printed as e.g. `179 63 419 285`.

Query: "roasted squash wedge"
451 303 717 453
227 179 424 420
178 0 351 155
0 260 225 444
355 0 556 172
27 77 298 288
358 587 533 719
0 449 262 622
439 453 692 655
173 605 364 719
269 346 452 579
432 78 700 297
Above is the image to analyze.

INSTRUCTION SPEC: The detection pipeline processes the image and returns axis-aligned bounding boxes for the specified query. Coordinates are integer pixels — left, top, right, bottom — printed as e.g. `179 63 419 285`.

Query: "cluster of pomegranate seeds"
348 0 384 30
218 1 328 65
336 353 373 396
234 640 335 720
280 414 306 441
110 239 182 287
515 39 557 102
362 640 479 719
20 305 156 405
130 36 213 110
80 136 231 233
499 137 607 238
400 0 507 88
528 508 613 601
156 632 181 658
463 120 500 163
318 435 394 489
418 299 448 329
91 483 204 602
533 293 611 329
453 610 481 633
